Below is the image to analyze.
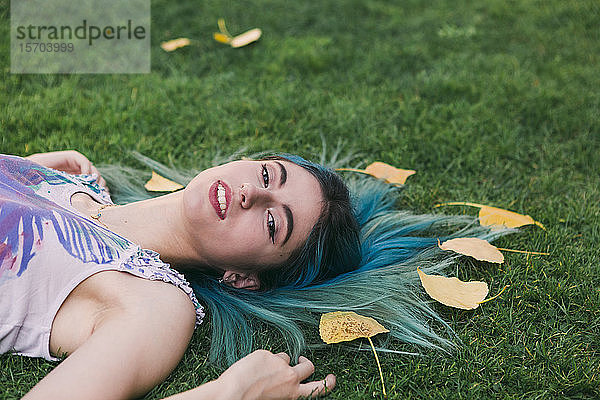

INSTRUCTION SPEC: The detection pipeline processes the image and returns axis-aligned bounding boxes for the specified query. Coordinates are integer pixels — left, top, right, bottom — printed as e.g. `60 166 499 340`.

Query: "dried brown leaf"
215 19 261 48
160 38 191 52
144 171 184 192
364 162 415 185
434 202 545 230
417 268 488 310
478 205 545 230
336 162 415 185
439 237 504 263
319 311 389 344
213 33 231 44
230 28 262 48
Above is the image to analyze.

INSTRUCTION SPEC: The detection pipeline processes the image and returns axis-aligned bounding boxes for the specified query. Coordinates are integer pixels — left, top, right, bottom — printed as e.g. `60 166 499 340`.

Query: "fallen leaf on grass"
336 162 416 185
434 202 545 230
214 19 262 48
417 268 488 310
144 171 184 192
438 238 504 263
160 38 191 52
479 205 545 230
319 311 389 344
230 28 262 47
320 311 388 397
213 33 231 44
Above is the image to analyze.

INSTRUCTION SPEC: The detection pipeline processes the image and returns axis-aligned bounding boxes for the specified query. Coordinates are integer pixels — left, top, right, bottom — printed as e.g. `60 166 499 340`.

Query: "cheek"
216 215 264 253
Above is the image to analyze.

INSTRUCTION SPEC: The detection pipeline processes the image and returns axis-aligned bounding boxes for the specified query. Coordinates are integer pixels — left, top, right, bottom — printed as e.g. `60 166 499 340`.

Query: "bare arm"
23 280 334 400
24 287 196 400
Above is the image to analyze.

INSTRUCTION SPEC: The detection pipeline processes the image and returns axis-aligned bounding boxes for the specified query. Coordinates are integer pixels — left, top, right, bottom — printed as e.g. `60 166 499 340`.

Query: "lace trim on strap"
122 248 205 326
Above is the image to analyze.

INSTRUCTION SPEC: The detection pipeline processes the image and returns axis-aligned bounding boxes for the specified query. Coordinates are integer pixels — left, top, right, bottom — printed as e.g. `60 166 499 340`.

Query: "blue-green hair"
101 151 511 366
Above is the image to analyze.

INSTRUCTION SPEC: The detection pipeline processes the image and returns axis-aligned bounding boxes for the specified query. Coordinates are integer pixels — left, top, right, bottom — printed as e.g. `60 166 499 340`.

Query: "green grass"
1 0 599 398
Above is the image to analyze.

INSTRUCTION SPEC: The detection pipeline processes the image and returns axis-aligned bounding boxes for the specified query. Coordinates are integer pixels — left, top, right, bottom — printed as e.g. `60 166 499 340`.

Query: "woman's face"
182 159 323 286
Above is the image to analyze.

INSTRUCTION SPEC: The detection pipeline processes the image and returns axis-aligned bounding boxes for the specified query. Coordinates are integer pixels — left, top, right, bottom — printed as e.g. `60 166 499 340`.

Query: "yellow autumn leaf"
160 38 191 52
230 28 262 48
215 19 261 48
144 171 184 192
213 32 231 44
319 311 389 344
479 205 545 230
434 202 545 230
364 162 416 185
438 238 504 263
336 162 416 185
417 268 488 310
319 311 389 397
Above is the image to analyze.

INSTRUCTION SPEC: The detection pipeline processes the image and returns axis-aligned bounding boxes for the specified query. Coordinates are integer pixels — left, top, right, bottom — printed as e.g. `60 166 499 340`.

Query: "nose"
240 183 273 209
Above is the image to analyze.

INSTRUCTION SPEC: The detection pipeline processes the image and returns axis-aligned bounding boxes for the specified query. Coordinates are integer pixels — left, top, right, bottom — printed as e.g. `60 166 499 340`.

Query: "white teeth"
217 183 227 214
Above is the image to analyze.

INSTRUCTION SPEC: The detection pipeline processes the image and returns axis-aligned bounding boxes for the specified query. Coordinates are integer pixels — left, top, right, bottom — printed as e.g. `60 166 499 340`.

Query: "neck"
85 193 200 265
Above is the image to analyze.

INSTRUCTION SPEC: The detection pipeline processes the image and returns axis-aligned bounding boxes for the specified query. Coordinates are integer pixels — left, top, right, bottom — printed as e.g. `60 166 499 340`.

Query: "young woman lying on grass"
1 150 502 399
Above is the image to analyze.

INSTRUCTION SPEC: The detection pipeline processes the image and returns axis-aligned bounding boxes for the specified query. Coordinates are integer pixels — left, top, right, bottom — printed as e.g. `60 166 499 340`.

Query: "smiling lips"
209 180 231 220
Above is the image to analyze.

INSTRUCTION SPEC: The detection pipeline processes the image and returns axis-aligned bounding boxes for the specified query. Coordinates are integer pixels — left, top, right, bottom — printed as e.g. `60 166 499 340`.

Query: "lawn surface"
1 0 599 398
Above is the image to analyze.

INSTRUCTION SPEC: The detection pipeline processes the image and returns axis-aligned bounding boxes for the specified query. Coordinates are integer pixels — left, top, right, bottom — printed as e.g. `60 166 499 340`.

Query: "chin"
181 177 211 225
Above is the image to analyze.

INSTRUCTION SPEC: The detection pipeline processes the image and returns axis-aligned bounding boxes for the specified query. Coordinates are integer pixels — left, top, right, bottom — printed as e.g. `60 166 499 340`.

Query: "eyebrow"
282 205 294 246
275 161 287 186
274 161 293 246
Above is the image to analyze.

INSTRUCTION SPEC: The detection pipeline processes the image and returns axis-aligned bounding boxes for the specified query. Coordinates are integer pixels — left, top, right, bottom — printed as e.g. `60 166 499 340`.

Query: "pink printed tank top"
0 154 204 361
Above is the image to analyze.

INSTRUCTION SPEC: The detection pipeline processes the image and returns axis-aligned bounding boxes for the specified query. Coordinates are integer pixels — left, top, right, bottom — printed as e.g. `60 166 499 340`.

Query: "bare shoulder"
115 271 197 319
51 270 196 358
104 271 198 356
33 272 199 400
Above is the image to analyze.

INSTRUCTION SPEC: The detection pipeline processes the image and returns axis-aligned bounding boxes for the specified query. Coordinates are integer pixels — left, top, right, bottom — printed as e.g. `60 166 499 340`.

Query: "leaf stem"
478 285 509 304
496 248 549 256
534 221 547 230
433 201 485 209
218 18 231 37
367 337 387 398
334 168 368 174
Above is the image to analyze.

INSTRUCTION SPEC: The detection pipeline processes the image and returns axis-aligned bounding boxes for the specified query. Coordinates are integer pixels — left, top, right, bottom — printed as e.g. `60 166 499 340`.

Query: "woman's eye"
261 164 270 187
267 212 276 244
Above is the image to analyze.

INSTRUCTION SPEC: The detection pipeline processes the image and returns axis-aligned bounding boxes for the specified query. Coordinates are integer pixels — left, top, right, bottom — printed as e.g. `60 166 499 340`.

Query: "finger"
67 157 90 175
298 374 336 398
97 176 108 189
79 161 93 175
292 356 315 381
274 352 291 364
90 165 105 185
72 152 93 174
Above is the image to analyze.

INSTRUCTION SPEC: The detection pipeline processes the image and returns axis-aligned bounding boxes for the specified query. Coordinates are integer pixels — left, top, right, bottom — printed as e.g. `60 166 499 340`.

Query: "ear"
221 271 261 290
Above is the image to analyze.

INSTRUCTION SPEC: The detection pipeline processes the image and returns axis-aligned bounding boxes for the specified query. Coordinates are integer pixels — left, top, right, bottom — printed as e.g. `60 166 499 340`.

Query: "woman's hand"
164 350 335 400
216 350 335 400
26 150 107 189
